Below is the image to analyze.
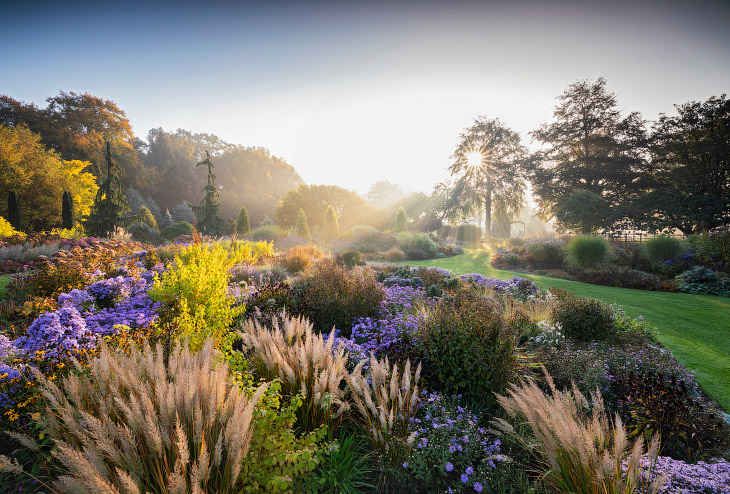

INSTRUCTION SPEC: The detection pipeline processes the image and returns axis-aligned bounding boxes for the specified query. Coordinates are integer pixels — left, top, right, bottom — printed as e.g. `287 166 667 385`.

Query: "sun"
466 150 483 169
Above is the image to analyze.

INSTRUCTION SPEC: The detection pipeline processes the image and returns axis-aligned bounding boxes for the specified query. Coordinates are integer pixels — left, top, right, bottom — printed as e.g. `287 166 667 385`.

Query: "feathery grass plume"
493 370 665 494
502 292 557 323
238 314 350 432
1 339 267 494
346 354 421 472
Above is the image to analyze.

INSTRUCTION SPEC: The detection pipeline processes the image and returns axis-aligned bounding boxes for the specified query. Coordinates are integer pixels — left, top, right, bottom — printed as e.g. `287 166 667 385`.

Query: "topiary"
295 208 311 242
237 206 251 235
566 235 610 268
552 297 616 341
643 235 682 262
322 204 339 241
61 190 75 230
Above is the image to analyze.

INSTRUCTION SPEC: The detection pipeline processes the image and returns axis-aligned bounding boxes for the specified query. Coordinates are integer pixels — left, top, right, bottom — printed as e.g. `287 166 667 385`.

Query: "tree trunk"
484 179 492 241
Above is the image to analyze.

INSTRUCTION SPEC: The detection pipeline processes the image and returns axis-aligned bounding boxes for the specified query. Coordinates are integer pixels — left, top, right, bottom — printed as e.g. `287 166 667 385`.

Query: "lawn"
0 274 11 299
398 249 730 411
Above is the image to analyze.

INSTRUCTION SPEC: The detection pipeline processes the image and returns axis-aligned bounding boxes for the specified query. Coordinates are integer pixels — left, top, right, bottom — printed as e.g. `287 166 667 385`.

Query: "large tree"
0 125 97 230
85 143 132 237
447 117 527 240
640 95 730 234
528 78 649 230
0 92 154 192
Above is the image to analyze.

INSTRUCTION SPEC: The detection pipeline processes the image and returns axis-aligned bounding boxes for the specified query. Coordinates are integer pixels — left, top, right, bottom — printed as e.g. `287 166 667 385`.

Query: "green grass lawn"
0 274 11 299
398 249 730 411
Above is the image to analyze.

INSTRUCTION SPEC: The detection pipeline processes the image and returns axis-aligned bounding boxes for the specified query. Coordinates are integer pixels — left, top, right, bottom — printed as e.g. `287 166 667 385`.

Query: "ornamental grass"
493 371 666 494
238 315 350 432
1 340 267 494
346 354 421 471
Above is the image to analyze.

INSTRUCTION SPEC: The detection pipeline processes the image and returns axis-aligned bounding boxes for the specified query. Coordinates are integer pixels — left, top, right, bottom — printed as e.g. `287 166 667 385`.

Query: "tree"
366 180 405 207
528 78 649 230
640 95 730 234
295 208 312 241
171 202 196 223
160 209 174 229
236 206 251 235
190 151 226 236
322 204 339 240
393 207 408 232
555 190 610 234
447 117 527 240
62 191 75 229
85 142 132 237
137 206 158 230
0 125 97 230
276 184 386 231
7 190 21 231
1 92 154 192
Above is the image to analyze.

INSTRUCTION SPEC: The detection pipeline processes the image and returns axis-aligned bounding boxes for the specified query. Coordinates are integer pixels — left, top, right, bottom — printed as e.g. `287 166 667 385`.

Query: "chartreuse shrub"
0 340 269 493
151 242 272 351
566 235 610 268
238 316 350 433
494 372 665 494
0 215 25 239
552 297 616 341
415 295 516 409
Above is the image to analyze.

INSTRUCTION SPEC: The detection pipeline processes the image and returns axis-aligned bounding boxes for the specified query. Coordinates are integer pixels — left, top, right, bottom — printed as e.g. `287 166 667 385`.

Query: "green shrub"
128 222 160 244
382 247 406 261
339 249 361 267
575 266 662 291
676 266 730 296
240 382 327 493
160 220 193 241
552 297 616 341
455 224 481 244
397 232 438 260
251 224 283 242
566 235 610 268
293 259 385 336
237 206 251 235
526 239 565 268
415 295 516 409
643 235 682 262
350 230 398 253
305 434 374 494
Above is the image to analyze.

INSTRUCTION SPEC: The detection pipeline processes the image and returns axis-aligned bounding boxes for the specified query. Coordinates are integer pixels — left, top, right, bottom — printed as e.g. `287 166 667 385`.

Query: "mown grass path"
397 249 730 411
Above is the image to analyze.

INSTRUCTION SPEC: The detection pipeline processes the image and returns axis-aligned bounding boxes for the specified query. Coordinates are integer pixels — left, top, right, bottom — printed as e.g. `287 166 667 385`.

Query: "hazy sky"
3 0 729 195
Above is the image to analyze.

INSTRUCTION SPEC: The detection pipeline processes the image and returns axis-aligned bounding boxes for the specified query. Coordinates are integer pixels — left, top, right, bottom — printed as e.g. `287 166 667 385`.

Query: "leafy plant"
566 235 610 268
526 239 565 268
552 297 616 341
642 235 682 262
305 434 375 494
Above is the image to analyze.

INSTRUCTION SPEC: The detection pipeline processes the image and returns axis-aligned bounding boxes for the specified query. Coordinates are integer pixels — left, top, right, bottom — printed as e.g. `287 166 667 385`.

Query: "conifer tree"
85 142 132 237
295 208 312 241
236 206 251 235
7 190 22 231
190 151 226 236
322 204 339 240
137 205 158 230
160 208 174 229
393 207 408 232
62 190 75 229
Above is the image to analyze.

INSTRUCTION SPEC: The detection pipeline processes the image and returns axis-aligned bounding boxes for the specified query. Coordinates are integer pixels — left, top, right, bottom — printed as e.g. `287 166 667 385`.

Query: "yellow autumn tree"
0 125 98 230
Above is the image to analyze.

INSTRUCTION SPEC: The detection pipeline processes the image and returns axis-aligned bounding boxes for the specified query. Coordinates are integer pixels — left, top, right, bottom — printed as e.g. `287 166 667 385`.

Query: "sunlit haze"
3 0 729 195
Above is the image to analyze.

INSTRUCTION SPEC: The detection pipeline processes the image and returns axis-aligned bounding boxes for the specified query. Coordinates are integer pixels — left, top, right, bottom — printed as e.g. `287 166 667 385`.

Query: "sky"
2 0 729 196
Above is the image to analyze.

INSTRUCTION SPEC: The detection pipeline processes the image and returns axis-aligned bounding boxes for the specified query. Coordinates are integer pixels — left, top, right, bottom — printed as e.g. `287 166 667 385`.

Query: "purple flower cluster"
86 276 132 307
14 306 98 359
625 455 730 493
458 273 537 298
350 284 432 360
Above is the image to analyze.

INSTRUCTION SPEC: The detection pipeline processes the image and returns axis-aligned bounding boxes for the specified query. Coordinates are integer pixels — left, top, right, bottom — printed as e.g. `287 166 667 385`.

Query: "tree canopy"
0 125 97 230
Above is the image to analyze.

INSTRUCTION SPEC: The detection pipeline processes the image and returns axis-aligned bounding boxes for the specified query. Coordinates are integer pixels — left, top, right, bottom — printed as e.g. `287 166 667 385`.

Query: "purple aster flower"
445 462 454 472
461 473 469 483
474 482 483 492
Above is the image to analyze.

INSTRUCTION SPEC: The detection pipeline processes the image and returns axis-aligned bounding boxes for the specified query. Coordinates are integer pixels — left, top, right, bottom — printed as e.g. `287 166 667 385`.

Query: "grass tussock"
493 371 665 494
238 315 350 432
2 340 267 494
346 355 421 469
